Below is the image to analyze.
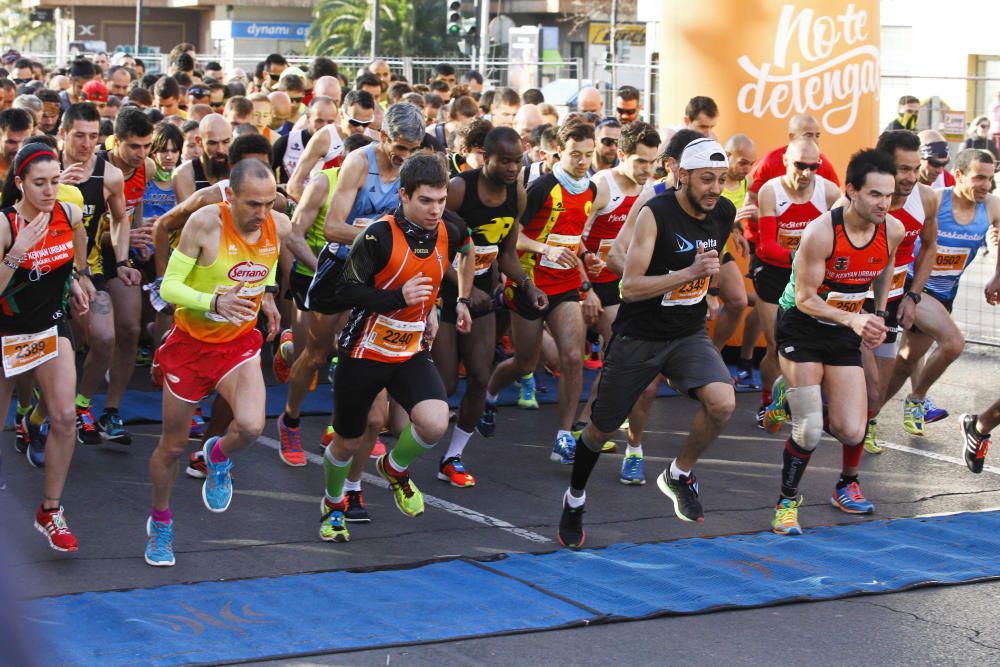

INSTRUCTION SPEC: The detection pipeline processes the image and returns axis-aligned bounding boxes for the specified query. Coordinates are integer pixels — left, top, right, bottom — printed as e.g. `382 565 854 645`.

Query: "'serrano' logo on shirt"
736 4 879 135
228 261 269 282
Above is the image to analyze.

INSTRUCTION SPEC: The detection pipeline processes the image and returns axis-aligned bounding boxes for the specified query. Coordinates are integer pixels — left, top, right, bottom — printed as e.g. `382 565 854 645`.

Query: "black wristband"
875 309 890 319
116 259 132 269
264 285 278 294
457 297 471 306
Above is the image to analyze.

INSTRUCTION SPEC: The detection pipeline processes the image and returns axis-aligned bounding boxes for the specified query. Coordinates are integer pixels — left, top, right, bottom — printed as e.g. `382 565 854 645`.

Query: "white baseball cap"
679 137 729 170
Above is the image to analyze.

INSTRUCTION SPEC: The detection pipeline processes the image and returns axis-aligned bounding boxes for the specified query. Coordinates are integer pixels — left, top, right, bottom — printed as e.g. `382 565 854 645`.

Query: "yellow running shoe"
863 419 882 454
571 429 616 453
772 496 803 536
319 498 350 542
903 397 925 436
376 455 425 517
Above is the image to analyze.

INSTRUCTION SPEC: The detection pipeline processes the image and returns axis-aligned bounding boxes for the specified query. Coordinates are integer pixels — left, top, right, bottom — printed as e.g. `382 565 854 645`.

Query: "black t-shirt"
614 190 735 341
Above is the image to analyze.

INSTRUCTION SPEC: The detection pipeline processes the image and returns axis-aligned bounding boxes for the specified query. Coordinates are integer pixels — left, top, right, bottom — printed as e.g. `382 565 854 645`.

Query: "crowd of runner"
0 45 997 565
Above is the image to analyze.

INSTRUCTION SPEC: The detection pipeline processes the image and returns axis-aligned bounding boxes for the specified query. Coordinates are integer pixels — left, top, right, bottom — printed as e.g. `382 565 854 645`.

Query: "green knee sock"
388 423 435 472
323 449 352 503
75 394 90 410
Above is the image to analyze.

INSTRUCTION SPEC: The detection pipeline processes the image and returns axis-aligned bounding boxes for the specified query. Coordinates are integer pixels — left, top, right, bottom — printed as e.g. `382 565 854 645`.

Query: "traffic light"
446 1 462 37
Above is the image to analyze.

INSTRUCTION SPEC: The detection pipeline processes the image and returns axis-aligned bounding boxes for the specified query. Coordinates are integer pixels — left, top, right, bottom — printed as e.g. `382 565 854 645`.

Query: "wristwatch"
580 280 593 293
875 309 890 319
457 297 472 306
905 291 922 304
116 259 133 269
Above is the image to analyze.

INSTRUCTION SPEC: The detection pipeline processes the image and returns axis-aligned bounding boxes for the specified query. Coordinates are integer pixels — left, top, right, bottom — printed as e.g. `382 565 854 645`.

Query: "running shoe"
35 505 78 552
772 496 803 536
960 413 991 474
272 329 294 384
14 412 29 454
319 500 350 542
75 406 101 445
831 481 874 514
135 343 153 366
755 404 768 430
902 397 925 436
550 432 576 465
26 422 47 469
863 419 881 455
557 494 585 549
185 450 207 479
201 437 233 513
344 490 370 523
656 468 704 522
327 356 338 385
477 401 496 438
320 425 335 452
438 456 475 487
570 428 616 453
144 517 175 566
97 410 132 445
371 436 386 459
762 376 789 433
189 407 206 439
375 455 424 517
733 366 760 390
518 374 539 409
277 415 306 467
922 397 949 424
620 453 646 485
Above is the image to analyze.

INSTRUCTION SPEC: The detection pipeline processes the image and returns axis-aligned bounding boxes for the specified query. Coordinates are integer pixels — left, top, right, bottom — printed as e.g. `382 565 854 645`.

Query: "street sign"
30 8 54 22
942 110 967 142
228 21 310 41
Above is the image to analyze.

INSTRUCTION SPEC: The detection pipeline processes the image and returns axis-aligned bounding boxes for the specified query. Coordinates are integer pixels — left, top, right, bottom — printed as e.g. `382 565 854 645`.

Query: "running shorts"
775 307 862 367
153 326 263 403
751 260 792 305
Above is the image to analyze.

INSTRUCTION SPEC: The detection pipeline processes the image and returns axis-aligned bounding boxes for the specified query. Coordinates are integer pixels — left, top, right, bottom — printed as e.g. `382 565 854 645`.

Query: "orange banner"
658 1 880 177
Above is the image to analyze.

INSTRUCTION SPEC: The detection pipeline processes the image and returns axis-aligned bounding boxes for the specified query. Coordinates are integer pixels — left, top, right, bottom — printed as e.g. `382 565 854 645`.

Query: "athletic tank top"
524 161 544 186
721 176 749 209
172 203 279 344
281 128 310 181
583 169 639 283
351 216 448 363
191 158 211 191
877 186 925 302
0 204 74 333
100 150 145 223
762 174 830 266
331 143 401 259
778 207 889 323
455 169 517 281
142 180 176 222
915 187 991 301
294 167 339 279
73 156 107 249
316 124 345 171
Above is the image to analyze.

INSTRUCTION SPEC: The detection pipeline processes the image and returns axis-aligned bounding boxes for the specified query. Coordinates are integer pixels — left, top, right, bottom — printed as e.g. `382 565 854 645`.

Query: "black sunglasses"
12 77 32 85
926 157 949 168
616 107 637 115
268 72 281 81
210 102 224 109
793 161 822 172
289 96 304 105
600 137 618 147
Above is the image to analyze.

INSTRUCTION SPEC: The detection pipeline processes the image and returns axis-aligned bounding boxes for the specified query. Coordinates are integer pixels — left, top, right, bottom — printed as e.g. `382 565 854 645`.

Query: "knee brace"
787 384 823 451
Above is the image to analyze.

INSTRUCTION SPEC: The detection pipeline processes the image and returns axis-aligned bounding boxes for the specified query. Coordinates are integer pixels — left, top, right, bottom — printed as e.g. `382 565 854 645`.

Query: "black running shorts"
775 307 863 367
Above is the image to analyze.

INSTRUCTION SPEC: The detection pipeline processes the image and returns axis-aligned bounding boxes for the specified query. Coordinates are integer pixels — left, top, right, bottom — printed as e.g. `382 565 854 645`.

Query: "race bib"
822 290 866 325
931 246 971 277
473 244 498 276
777 227 804 250
597 238 614 263
661 276 710 307
539 234 581 270
867 265 908 300
2 326 59 377
363 315 425 358
206 284 265 323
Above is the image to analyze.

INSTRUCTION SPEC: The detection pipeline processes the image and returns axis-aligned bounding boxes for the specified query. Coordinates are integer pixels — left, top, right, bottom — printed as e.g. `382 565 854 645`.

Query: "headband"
15 149 58 178
919 141 949 160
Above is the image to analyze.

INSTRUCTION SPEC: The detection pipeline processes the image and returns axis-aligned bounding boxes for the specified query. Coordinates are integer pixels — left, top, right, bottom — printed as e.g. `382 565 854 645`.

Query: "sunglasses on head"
926 157 949 168
600 137 618 147
347 117 372 128
793 161 822 172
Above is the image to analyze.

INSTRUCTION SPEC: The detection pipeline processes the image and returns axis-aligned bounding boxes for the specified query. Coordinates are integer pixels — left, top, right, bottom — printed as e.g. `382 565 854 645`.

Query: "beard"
684 181 716 214
202 153 230 181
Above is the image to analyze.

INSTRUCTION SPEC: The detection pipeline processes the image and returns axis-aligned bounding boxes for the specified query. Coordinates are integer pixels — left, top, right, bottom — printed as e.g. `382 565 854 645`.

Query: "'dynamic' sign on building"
658 0 880 177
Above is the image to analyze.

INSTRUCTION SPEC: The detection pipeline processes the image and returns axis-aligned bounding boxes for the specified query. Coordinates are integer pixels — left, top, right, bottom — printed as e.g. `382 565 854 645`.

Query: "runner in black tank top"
433 128 547 488
191 158 211 191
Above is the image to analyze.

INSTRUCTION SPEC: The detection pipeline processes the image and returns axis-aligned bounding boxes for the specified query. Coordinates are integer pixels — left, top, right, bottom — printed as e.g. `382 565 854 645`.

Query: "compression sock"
781 437 813 498
569 432 602 492
323 447 351 505
842 440 864 469
387 423 435 473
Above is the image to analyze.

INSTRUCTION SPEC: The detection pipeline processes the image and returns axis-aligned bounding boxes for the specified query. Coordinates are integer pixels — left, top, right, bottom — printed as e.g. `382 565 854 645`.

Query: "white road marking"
256 436 552 543
878 440 1000 476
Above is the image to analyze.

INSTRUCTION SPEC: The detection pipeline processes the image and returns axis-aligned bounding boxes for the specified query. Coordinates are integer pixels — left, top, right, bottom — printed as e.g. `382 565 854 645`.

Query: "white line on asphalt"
879 440 1000 476
256 436 552 543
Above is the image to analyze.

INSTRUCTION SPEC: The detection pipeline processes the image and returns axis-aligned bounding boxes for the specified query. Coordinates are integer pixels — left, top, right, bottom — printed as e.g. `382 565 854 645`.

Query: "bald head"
199 113 231 138
313 76 341 106
577 87 603 114
788 113 821 142
726 133 756 179
787 137 820 162
514 104 543 135
268 91 292 128
725 133 754 154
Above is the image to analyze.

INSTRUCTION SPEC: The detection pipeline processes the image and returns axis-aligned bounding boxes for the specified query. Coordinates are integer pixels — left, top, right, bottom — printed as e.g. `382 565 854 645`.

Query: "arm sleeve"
160 248 214 311
755 215 792 267
333 224 407 313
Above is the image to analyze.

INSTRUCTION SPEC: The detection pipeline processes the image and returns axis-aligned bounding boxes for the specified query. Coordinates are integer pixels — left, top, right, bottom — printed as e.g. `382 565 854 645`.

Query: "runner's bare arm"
446 175 465 213
286 176 329 273
986 195 1000 305
607 186 655 275
103 164 130 263
871 216 906 313
323 148 367 245
581 175 610 240
794 215 865 330
287 130 330 202
621 207 710 302
823 179 842 209
908 184 940 295
171 161 195 206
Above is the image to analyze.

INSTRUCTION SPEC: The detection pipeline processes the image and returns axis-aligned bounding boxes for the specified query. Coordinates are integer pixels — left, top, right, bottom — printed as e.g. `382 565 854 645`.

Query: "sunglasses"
269 72 281 81
616 107 637 116
12 77 32 85
600 137 618 147
210 102 224 109
289 96 303 105
793 161 822 172
347 116 372 128
926 157 949 167
980 123 990 129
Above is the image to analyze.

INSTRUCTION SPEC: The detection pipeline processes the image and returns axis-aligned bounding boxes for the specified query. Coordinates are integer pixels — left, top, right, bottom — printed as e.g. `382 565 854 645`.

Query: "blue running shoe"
201 437 233 513
922 397 949 424
620 453 646 485
26 422 47 469
145 517 175 567
831 481 874 514
477 401 496 438
733 367 760 390
518 374 539 409
550 432 576 465
97 410 132 445
189 408 206 439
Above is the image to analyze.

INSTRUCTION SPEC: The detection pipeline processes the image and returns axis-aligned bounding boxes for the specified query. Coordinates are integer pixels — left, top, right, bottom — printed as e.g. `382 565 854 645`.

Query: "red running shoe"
35 505 79 552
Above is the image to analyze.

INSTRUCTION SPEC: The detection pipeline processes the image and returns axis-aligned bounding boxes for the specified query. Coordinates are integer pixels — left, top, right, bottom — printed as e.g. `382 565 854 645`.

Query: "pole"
370 0 381 59
134 0 143 57
609 0 617 104
478 0 489 78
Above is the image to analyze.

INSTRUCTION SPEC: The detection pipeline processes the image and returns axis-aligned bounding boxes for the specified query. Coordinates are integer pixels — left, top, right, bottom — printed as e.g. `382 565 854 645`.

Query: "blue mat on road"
6 365 762 428
27 510 1000 667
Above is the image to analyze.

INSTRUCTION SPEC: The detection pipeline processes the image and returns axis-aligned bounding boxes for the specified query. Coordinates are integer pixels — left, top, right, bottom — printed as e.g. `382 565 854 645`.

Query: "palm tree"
308 0 461 58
